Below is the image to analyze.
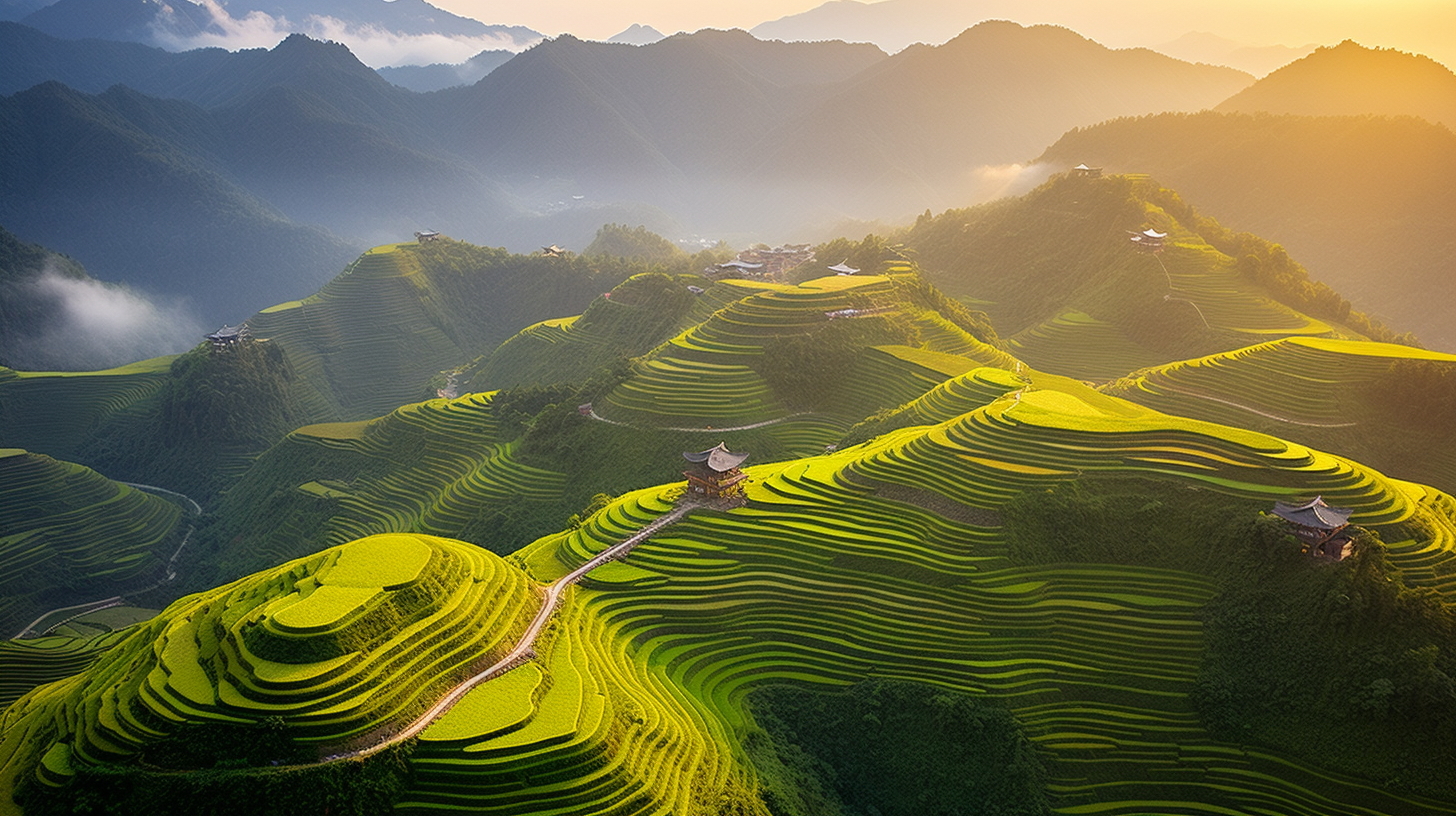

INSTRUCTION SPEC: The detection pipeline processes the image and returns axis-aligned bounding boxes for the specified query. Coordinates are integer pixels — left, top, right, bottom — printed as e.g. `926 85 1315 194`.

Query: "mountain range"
0 20 1253 338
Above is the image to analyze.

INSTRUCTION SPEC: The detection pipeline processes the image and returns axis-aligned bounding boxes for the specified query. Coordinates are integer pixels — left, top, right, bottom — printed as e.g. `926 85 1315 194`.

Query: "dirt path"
1157 384 1357 428
11 483 201 639
309 503 697 764
587 408 809 432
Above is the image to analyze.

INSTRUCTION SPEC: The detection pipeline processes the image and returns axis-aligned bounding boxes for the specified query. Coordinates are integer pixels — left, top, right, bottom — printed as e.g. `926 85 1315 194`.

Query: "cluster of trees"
745 679 1052 816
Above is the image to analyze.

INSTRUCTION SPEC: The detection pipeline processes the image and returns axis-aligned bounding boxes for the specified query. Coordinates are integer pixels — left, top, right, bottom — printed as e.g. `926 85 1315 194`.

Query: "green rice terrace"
0 449 183 638
244 240 663 420
1104 336 1456 495
6 378 1456 815
900 173 1393 382
0 358 175 461
3 174 1455 816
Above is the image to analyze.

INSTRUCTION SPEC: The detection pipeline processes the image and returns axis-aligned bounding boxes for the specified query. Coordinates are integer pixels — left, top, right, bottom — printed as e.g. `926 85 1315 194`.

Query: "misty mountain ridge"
19 0 540 67
1216 39 1456 129
375 47 515 92
1152 32 1316 77
607 24 666 46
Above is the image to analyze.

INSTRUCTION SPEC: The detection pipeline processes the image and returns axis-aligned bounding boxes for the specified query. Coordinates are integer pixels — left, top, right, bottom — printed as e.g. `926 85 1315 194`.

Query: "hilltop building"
706 245 816 280
827 261 860 275
414 230 440 242
1272 496 1355 560
1073 163 1102 178
542 245 567 257
1128 228 1167 253
205 324 251 351
682 443 749 500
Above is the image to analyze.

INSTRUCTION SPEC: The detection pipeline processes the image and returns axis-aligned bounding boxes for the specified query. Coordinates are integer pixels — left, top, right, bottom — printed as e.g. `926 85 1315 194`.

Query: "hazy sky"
430 0 1456 66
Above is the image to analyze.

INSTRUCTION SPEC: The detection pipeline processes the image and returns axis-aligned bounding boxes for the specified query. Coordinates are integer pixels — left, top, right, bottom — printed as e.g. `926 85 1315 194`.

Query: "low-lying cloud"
2 266 204 372
149 0 538 68
966 162 1056 203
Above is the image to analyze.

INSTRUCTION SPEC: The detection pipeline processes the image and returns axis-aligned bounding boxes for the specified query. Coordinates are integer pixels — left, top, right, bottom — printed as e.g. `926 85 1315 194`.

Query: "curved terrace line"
11 483 201 639
587 408 811 432
303 503 697 766
1156 384 1358 428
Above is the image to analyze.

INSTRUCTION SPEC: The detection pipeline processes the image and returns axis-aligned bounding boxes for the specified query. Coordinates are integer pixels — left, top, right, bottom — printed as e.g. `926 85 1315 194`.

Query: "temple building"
1073 163 1102 177
1128 228 1167 253
682 443 749 500
414 230 440 242
1272 496 1355 560
827 261 860 275
205 324 251 351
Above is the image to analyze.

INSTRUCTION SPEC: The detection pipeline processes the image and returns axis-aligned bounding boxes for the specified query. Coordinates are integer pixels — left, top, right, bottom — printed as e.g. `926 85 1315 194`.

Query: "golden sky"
431 0 1456 67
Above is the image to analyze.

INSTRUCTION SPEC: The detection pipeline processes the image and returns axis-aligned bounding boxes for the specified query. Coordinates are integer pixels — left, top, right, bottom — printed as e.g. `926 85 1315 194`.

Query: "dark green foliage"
17 742 416 816
1001 478 1260 576
583 223 687 262
746 680 1052 816
1372 359 1456 431
753 314 920 412
0 224 91 368
78 341 312 501
1196 526 1456 800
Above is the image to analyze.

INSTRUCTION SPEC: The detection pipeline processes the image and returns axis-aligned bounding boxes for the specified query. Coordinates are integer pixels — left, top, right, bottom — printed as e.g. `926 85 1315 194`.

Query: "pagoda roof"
1272 496 1352 530
826 261 859 274
1074 163 1091 170
1141 229 1167 239
207 324 246 340
683 442 749 472
718 260 764 269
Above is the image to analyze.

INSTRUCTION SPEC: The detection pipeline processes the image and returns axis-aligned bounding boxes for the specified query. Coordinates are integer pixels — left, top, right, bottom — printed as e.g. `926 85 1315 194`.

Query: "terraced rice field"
0 357 174 459
0 450 181 635
0 533 540 793
1009 311 1165 382
0 632 128 712
1155 244 1339 338
601 275 1013 428
247 244 464 418
1105 336 1456 495
221 391 566 568
474 386 1456 815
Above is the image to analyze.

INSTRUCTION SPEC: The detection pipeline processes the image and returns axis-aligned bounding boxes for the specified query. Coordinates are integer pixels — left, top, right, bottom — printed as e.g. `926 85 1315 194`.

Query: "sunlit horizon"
431 0 1456 69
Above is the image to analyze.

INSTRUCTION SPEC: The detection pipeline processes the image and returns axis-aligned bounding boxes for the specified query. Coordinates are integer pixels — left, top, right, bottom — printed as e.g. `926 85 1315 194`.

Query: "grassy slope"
899 172 1392 382
0 449 182 636
500 380 1456 815
1035 112 1456 350
1105 337 1456 495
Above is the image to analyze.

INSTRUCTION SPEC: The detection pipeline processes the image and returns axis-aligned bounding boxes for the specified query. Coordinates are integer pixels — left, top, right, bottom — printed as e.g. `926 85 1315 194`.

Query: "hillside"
1215 40 1456 129
1036 112 1456 350
7 380 1456 814
0 448 184 637
440 29 888 184
1104 337 1456 495
896 171 1402 380
752 21 1251 214
0 81 360 324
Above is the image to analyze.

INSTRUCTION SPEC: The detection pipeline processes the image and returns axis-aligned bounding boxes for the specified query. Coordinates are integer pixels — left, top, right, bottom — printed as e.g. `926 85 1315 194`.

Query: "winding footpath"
587 408 810 433
10 483 201 639
1156 384 1358 428
314 503 697 765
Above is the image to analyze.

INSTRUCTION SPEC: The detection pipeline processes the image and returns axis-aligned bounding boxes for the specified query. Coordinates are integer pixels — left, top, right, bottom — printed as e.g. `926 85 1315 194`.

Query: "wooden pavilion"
205 324 251 351
1272 496 1355 560
1128 228 1167 253
682 443 749 500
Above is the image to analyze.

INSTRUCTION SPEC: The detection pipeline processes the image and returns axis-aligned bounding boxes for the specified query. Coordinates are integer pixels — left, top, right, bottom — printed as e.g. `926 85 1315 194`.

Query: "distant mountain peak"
1215 39 1456 128
607 23 665 46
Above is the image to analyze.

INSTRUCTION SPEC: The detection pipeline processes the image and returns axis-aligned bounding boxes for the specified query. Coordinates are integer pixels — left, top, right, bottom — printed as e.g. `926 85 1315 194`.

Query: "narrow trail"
307 503 698 765
587 408 809 432
1156 254 1211 329
11 483 201 640
1157 384 1358 428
